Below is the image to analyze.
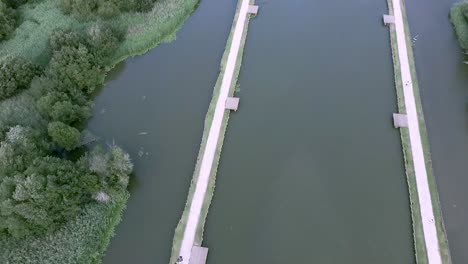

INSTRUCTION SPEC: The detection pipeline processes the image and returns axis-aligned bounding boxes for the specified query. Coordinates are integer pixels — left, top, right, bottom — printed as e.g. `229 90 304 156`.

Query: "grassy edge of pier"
168 0 253 262
387 0 452 263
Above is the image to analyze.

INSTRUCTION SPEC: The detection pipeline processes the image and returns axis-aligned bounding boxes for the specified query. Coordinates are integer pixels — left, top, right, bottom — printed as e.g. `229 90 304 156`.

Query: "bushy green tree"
50 100 91 124
37 91 91 124
0 156 100 238
0 126 50 177
0 0 16 41
47 121 81 150
0 56 41 100
46 45 104 95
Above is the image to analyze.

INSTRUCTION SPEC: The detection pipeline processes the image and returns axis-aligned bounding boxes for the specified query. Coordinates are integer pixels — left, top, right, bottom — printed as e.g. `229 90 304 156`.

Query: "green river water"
87 0 468 263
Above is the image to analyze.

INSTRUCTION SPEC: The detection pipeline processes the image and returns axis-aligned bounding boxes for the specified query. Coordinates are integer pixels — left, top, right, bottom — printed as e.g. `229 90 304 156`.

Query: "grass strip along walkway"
386 0 451 263
169 0 254 263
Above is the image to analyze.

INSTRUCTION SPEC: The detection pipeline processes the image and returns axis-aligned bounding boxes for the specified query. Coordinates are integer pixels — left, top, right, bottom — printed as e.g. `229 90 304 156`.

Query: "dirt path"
177 0 250 263
391 0 442 263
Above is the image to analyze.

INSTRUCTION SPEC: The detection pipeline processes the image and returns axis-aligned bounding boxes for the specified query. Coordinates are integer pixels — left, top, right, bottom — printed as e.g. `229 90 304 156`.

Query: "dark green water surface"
89 0 418 263
203 0 414 263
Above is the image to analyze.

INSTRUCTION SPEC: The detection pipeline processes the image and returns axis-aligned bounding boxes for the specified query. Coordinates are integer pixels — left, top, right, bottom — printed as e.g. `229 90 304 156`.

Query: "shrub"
97 1 120 18
0 0 16 41
0 56 41 100
107 146 132 187
58 0 158 19
0 93 45 130
87 146 132 188
47 121 81 150
87 22 124 62
49 30 85 51
0 126 50 177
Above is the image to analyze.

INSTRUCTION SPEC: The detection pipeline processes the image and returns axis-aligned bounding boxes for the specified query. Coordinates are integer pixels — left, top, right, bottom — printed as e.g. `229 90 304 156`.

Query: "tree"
50 100 91 124
37 92 91 124
0 126 50 177
86 145 133 188
0 0 16 41
46 45 104 95
47 121 81 150
0 56 41 100
0 156 100 238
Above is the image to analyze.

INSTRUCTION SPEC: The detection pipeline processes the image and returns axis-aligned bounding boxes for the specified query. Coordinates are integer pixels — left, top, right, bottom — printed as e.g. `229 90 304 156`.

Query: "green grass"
0 190 129 264
450 2 468 50
0 0 199 66
0 0 200 263
0 0 79 65
169 0 254 263
387 0 452 263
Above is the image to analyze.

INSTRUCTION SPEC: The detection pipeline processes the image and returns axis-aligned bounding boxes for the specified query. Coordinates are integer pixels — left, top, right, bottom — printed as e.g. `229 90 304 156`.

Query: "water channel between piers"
203 0 414 263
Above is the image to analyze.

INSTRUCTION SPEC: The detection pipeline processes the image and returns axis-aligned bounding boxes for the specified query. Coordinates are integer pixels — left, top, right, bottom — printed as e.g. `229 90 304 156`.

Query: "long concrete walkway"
177 0 251 263
391 0 442 263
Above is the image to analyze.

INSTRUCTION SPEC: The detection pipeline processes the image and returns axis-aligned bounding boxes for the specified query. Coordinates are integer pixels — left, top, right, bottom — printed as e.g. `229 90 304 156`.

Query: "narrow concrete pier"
172 0 258 263
386 0 446 262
